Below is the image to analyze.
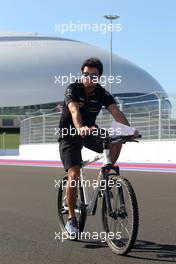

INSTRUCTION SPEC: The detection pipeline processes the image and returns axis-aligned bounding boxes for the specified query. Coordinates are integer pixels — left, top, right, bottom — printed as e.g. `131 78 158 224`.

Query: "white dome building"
0 32 170 114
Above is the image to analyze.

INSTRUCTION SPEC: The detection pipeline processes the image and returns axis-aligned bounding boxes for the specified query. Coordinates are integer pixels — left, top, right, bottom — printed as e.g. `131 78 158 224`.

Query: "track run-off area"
0 164 176 264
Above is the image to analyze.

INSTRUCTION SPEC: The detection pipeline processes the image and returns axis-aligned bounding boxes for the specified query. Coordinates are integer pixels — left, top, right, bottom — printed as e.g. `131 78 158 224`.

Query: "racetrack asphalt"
0 165 176 264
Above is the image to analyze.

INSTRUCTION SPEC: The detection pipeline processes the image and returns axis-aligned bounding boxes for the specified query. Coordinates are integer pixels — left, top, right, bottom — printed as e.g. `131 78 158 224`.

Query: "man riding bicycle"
58 57 138 238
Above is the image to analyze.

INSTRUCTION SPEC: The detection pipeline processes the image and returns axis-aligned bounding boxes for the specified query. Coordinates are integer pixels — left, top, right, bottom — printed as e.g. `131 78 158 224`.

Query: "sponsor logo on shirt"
89 107 98 112
90 100 98 103
66 88 72 96
79 97 85 101
78 102 85 107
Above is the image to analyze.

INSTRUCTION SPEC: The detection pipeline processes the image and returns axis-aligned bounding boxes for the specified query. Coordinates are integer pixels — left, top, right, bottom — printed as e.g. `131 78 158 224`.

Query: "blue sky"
0 0 175 97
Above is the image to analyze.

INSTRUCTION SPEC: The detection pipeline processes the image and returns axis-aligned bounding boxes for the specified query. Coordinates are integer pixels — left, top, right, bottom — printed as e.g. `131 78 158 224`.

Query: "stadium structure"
0 32 171 130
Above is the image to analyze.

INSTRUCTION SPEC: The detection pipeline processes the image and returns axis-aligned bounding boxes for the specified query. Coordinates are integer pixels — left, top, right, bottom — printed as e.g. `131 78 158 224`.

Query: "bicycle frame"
79 145 121 216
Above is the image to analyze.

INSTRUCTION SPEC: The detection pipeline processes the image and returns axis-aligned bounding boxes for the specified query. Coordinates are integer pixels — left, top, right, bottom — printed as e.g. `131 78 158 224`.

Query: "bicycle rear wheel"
102 175 139 255
57 175 87 234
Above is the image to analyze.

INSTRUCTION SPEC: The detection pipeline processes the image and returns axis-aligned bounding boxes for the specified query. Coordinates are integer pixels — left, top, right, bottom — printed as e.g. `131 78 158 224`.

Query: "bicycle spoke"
102 176 139 255
119 219 131 238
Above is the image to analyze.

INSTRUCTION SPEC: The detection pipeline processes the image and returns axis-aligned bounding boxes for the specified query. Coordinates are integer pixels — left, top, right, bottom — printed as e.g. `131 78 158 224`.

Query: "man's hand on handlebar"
128 130 141 142
131 130 140 139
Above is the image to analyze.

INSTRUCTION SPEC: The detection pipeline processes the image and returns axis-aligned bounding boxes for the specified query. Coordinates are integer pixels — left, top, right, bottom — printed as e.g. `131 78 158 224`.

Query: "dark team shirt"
59 80 116 131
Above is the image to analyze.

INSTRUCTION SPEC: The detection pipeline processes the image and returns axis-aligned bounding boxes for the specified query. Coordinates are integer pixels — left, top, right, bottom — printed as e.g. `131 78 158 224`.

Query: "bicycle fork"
102 165 126 219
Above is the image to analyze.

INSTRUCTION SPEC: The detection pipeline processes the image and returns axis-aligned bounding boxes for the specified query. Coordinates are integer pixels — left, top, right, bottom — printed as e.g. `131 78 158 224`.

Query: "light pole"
104 15 120 94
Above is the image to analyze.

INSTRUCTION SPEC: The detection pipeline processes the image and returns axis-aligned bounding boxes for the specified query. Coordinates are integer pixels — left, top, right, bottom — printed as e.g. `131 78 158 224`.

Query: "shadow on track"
76 239 176 262
130 240 176 262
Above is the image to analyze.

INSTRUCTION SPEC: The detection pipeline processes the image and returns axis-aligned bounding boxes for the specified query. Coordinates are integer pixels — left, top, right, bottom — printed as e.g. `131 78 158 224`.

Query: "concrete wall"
19 141 176 164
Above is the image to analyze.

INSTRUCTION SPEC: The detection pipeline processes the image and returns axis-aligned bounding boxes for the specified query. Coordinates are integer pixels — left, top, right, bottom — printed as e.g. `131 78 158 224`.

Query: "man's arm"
68 101 93 136
107 104 139 138
107 104 130 126
68 101 83 130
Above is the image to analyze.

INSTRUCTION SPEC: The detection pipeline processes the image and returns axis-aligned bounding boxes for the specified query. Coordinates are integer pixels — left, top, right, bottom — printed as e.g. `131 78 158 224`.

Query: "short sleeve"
102 89 116 108
65 84 79 106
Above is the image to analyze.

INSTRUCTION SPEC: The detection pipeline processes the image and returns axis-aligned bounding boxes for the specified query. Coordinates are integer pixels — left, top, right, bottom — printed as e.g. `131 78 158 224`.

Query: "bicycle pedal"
61 208 68 214
98 190 103 197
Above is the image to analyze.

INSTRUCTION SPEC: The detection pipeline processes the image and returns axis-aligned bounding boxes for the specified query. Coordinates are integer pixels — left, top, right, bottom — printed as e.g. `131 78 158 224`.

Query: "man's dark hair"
81 57 103 76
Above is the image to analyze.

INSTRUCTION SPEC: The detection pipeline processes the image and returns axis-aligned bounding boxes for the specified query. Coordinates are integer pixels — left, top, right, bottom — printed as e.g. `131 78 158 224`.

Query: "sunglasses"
82 72 99 80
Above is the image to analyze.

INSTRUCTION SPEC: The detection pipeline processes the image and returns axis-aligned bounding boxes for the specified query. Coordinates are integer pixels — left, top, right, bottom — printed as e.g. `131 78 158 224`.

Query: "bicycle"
57 132 141 255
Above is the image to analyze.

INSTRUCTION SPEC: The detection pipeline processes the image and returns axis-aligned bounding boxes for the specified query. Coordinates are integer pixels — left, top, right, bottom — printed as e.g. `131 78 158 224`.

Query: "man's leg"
66 165 80 219
109 142 122 164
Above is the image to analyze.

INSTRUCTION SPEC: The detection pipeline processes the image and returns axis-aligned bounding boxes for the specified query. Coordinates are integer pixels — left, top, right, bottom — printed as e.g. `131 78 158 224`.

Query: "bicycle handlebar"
87 128 142 144
109 134 142 144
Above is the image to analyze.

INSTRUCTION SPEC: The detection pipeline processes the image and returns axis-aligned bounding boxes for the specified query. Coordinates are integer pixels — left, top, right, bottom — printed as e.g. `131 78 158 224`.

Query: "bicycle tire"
102 175 139 255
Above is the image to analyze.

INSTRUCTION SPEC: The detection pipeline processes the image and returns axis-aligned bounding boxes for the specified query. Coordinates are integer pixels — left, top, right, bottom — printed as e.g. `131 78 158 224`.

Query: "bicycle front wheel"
102 176 139 255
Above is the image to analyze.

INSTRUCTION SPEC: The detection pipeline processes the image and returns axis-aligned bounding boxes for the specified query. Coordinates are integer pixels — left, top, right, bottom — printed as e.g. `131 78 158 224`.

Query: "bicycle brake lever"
130 139 139 143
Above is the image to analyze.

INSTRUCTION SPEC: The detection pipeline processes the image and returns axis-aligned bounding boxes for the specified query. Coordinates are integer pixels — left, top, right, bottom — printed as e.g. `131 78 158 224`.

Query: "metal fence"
20 98 176 144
